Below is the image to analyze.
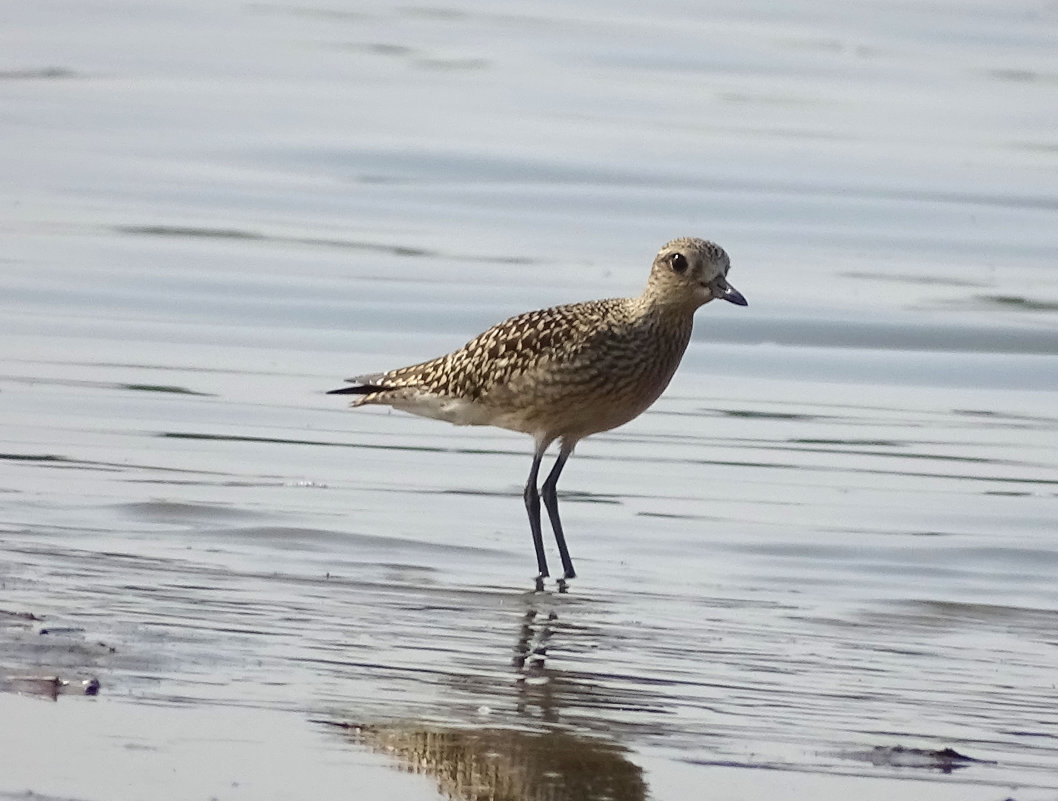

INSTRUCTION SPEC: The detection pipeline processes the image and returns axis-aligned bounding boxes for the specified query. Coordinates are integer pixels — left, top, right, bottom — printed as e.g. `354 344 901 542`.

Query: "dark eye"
670 252 688 273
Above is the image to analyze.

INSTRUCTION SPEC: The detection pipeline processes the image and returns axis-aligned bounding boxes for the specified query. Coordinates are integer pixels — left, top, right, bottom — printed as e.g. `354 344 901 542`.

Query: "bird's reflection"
327 582 648 801
345 724 646 801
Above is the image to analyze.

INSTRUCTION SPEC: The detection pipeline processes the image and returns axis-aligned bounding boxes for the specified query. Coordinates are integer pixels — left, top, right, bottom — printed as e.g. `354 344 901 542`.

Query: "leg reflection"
512 587 562 722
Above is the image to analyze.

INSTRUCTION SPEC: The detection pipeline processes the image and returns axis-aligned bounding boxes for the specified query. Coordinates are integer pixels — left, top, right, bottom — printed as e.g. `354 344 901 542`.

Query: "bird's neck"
631 291 702 324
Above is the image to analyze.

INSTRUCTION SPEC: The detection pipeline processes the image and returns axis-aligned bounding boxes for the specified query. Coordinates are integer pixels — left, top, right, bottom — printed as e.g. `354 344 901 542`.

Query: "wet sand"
3 1 1058 799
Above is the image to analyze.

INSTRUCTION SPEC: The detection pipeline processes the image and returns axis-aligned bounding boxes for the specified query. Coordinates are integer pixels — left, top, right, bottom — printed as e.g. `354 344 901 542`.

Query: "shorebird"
329 237 746 580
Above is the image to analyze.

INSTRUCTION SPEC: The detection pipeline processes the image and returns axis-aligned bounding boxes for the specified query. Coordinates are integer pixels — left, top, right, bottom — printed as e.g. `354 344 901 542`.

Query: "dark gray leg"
541 444 575 579
523 441 550 578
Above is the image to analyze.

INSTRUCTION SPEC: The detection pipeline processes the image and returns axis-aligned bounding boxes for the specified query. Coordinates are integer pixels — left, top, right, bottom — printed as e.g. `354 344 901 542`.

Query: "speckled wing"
327 298 624 408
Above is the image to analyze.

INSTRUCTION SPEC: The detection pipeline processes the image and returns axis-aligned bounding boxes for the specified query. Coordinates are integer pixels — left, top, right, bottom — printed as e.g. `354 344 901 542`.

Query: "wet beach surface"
2 1 1058 799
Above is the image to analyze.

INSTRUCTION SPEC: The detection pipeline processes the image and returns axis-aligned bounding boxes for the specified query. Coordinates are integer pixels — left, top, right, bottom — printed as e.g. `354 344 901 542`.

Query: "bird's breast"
482 312 694 440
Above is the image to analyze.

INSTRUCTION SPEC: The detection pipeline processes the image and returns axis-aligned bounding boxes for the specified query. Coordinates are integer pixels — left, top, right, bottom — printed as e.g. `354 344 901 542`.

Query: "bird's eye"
670 253 688 273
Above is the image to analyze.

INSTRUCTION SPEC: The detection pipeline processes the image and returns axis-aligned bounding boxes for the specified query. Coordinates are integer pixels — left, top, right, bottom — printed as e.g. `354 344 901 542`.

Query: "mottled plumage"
330 237 746 580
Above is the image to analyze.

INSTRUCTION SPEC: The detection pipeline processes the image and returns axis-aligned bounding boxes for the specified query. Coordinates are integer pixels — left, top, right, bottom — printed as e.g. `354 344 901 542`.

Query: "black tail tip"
327 385 369 395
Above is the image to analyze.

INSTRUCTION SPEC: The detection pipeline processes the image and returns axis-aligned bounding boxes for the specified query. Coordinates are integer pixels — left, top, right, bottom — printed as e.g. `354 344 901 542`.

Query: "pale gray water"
2 1 1057 799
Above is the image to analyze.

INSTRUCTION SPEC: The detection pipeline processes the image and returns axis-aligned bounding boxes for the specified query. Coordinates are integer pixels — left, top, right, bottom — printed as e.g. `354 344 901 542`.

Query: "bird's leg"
523 442 550 578
541 444 575 579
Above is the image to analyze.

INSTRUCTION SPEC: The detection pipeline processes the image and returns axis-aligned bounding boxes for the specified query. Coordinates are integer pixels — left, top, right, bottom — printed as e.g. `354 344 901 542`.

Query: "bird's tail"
326 384 379 396
327 372 389 396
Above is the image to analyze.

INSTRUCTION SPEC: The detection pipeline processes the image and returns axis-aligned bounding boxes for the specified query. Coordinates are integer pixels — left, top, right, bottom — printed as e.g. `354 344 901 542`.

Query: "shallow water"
2 1 1057 799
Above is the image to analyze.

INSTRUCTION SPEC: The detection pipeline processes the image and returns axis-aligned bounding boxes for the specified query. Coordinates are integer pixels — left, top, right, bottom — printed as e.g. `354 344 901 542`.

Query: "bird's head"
646 237 746 309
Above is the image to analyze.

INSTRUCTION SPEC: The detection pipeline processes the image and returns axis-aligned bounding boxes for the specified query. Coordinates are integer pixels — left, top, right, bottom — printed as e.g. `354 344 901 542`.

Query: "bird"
329 237 746 581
